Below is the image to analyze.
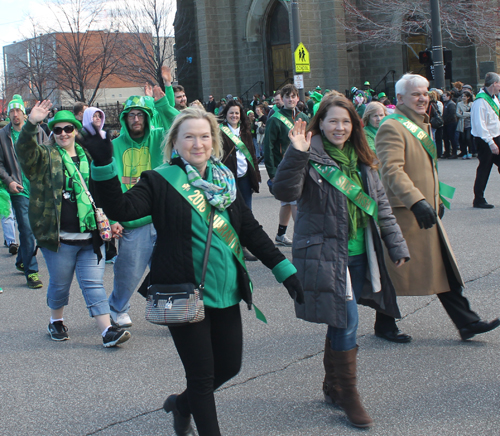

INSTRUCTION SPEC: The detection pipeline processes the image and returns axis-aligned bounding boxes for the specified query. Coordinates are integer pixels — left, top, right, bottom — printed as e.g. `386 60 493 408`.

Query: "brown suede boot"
332 346 373 428
323 337 340 407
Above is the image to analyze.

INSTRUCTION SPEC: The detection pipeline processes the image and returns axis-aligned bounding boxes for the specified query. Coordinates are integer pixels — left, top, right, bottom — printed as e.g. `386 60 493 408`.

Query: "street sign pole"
291 0 305 101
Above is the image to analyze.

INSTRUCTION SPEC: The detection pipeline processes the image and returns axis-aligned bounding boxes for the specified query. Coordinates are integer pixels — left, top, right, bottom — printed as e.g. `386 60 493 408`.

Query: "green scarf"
322 138 369 240
57 145 97 232
364 125 378 152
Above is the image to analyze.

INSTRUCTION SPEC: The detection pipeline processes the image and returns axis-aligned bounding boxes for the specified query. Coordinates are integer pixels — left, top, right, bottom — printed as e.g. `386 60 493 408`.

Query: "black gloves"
283 274 305 304
411 199 437 229
438 203 445 220
80 132 113 166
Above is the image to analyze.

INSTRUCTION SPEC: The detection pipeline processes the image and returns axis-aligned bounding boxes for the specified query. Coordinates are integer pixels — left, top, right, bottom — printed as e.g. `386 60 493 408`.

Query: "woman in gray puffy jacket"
273 94 409 429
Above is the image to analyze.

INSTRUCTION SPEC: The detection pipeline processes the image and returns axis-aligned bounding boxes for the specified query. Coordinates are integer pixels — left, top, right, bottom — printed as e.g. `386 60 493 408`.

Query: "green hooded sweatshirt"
112 94 178 229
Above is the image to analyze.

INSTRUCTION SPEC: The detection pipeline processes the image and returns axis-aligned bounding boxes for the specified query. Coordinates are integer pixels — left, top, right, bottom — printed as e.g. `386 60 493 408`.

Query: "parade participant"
86 107 304 436
471 72 500 208
263 84 309 245
362 101 387 152
0 94 45 288
375 73 499 341
219 102 260 263
206 95 216 113
273 94 408 428
73 102 88 122
107 86 179 328
81 107 106 138
219 101 260 209
442 91 459 159
173 85 188 111
267 92 282 118
15 101 131 347
456 91 475 159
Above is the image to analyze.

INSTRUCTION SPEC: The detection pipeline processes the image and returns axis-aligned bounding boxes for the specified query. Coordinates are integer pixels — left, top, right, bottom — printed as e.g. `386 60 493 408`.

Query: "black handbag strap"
199 208 215 291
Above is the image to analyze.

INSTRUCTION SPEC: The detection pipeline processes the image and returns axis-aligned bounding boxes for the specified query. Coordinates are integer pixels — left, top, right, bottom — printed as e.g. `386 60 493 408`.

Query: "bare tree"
339 0 500 53
113 0 178 90
6 19 57 102
42 0 127 104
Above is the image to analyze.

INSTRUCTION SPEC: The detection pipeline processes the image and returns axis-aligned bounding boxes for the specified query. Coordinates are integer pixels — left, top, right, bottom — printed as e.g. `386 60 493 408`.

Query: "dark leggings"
168 304 243 436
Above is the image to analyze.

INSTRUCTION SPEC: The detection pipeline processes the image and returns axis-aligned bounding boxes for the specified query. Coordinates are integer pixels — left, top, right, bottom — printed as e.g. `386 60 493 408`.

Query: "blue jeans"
237 175 253 210
253 138 262 158
2 209 17 246
327 254 367 351
109 223 157 314
41 243 109 316
11 195 38 277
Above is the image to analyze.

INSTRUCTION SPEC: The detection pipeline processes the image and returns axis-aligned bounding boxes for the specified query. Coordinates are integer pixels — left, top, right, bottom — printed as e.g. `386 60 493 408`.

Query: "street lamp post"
430 0 445 89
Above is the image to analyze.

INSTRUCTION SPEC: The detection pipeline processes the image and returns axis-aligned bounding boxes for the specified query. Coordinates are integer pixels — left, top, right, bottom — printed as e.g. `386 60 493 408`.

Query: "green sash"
154 164 267 323
475 92 500 118
219 125 255 169
310 161 378 220
272 111 294 129
381 113 455 209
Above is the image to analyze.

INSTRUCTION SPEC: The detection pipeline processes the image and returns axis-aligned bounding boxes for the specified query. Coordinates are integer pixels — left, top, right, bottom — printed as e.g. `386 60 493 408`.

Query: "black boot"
163 394 196 436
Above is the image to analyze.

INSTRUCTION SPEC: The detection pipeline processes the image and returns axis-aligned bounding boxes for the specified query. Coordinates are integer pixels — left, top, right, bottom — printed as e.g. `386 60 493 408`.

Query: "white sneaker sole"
103 330 131 348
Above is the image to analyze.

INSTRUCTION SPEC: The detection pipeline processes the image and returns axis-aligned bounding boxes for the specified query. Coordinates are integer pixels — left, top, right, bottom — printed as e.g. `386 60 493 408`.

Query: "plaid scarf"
172 150 236 211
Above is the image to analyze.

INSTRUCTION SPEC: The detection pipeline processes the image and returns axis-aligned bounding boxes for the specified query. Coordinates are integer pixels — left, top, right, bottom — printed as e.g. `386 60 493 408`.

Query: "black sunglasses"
53 125 76 135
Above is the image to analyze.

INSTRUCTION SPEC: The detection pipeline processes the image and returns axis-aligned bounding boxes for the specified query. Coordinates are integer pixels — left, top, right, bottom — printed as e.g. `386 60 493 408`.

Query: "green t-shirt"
347 165 366 256
10 127 30 198
348 227 366 256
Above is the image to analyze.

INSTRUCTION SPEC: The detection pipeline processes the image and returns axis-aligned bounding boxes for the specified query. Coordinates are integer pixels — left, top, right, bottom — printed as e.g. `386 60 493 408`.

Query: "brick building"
3 32 176 109
174 0 499 103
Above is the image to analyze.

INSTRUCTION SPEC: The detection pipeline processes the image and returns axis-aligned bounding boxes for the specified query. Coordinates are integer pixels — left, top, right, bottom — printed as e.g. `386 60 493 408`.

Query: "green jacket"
112 94 178 229
263 108 309 179
15 121 65 251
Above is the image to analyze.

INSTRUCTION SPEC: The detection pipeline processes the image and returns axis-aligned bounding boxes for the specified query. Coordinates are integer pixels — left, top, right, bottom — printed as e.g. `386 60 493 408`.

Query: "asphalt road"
1 158 500 435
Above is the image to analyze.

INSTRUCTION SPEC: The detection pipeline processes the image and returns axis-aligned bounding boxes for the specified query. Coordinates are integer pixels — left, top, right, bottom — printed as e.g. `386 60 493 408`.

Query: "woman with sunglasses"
15 101 131 348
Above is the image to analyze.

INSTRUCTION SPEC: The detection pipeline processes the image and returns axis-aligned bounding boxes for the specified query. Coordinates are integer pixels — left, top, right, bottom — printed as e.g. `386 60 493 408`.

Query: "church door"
267 1 293 92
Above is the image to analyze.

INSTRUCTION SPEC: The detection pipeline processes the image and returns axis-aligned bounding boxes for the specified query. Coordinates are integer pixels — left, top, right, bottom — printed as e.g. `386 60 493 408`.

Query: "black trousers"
375 242 480 333
473 136 500 203
168 304 243 436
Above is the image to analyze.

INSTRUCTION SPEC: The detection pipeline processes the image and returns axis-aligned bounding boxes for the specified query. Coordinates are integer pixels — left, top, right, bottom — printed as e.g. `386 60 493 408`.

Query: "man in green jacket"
108 86 179 327
263 84 309 246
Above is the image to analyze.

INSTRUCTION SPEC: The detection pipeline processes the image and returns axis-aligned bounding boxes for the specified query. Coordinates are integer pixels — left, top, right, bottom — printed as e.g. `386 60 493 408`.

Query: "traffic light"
419 50 433 66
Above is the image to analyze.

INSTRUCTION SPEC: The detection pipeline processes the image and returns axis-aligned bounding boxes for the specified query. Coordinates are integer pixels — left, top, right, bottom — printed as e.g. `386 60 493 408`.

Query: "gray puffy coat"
273 135 409 328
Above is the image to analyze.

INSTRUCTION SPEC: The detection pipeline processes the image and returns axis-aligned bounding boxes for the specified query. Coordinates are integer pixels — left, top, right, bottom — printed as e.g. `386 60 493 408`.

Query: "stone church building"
175 0 498 103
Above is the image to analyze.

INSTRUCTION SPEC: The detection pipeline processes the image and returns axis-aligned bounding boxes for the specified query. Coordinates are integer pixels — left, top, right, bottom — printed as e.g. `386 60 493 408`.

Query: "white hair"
395 74 429 97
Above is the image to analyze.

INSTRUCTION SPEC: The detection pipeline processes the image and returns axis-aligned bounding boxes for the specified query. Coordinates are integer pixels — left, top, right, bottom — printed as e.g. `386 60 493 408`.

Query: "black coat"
220 123 261 193
93 158 285 308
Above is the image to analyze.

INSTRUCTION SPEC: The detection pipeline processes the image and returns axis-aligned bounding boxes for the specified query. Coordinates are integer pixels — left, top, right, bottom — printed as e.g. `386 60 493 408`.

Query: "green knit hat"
8 95 25 115
378 92 387 99
48 110 82 131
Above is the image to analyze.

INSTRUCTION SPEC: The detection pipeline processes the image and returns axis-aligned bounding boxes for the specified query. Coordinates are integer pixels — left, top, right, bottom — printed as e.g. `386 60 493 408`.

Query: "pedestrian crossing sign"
294 42 310 73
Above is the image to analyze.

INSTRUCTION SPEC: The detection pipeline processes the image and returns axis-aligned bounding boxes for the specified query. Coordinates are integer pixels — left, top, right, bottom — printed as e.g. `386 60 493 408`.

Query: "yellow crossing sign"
294 42 310 73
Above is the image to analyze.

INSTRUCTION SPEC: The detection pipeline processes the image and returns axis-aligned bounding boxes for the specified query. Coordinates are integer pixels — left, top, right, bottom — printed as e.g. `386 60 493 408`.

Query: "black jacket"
220 123 261 193
0 122 48 187
93 158 286 308
442 100 457 125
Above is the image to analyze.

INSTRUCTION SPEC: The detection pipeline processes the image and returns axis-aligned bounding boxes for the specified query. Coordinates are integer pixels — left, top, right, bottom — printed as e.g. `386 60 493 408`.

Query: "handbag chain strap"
199 208 215 291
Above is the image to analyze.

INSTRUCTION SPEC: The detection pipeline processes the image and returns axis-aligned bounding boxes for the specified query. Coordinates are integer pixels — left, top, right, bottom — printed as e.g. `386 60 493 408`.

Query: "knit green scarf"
57 145 97 233
364 125 378 152
322 138 369 240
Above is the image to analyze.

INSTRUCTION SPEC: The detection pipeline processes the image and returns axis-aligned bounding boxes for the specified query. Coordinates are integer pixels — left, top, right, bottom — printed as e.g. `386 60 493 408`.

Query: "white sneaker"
110 311 133 327
275 234 293 246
